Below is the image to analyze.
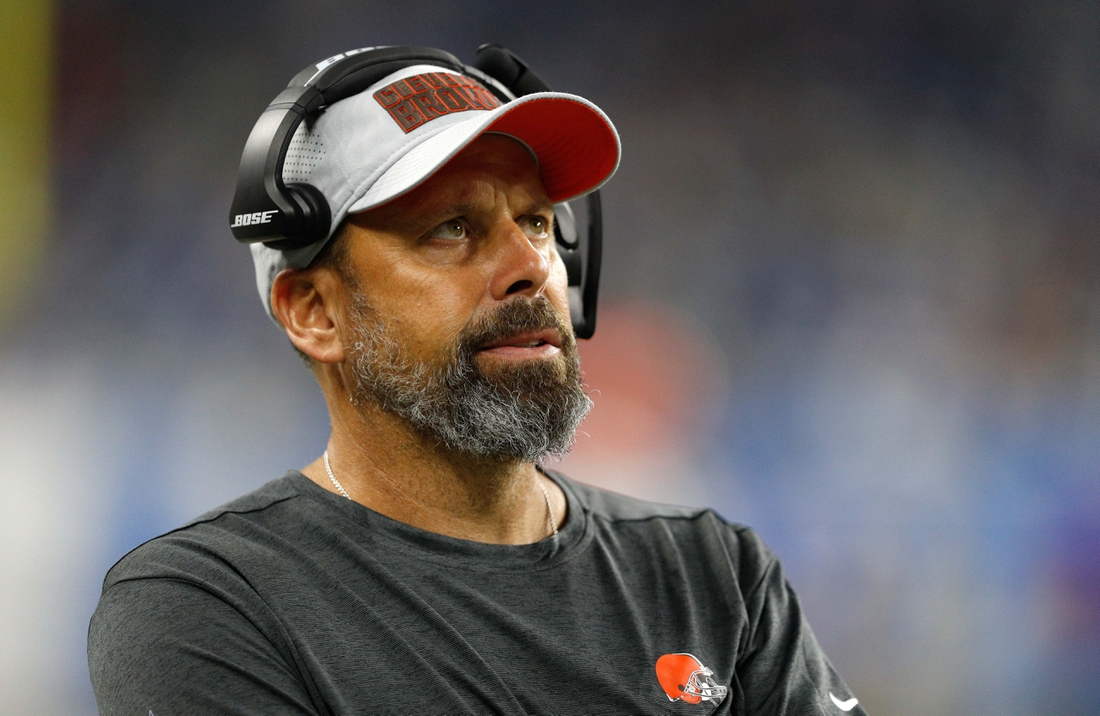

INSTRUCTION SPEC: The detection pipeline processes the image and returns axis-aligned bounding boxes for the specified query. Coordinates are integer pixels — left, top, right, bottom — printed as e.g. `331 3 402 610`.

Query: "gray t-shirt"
88 471 864 715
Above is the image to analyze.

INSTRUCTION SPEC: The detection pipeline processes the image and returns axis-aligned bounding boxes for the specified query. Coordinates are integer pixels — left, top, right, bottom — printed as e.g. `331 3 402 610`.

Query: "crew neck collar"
288 468 589 571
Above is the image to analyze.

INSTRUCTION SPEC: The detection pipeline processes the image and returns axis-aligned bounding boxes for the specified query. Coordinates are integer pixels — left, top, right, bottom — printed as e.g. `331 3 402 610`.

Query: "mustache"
457 297 572 356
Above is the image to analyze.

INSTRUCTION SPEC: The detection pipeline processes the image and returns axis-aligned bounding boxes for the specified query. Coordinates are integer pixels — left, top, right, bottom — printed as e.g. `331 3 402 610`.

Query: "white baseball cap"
250 63 621 322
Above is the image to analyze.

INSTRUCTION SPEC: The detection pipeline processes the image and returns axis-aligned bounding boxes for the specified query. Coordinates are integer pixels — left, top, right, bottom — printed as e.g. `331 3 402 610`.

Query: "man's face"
331 133 590 460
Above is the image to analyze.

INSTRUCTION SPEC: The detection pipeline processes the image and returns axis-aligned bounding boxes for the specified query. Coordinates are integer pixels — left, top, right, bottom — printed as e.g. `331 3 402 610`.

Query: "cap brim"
346 92 620 214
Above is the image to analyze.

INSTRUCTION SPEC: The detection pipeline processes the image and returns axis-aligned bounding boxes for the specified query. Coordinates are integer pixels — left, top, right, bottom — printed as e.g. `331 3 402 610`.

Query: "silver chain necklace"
323 450 351 500
322 450 558 538
541 479 560 537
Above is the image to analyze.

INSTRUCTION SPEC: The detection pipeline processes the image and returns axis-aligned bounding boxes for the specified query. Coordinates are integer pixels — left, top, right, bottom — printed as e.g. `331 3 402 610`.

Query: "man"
88 47 866 715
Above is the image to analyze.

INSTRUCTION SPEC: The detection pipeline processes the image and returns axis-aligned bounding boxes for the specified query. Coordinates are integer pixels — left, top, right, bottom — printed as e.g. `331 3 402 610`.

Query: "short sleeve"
734 532 867 715
88 577 320 716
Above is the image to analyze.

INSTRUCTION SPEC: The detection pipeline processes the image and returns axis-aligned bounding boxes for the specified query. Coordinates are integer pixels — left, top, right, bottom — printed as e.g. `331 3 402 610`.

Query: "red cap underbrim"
484 95 620 203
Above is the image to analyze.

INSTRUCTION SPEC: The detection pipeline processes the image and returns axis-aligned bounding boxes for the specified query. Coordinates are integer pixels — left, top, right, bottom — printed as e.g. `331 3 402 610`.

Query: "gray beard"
345 292 591 462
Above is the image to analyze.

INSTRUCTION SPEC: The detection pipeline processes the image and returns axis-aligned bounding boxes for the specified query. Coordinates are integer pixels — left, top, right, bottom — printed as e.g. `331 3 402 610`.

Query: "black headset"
229 45 603 339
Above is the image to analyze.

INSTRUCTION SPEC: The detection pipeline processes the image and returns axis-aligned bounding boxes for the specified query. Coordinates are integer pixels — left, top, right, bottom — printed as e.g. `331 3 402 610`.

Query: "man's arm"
88 578 320 715
734 530 868 715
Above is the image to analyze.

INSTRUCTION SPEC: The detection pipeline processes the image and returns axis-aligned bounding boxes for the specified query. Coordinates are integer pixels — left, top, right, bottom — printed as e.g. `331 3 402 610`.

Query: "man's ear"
270 268 346 365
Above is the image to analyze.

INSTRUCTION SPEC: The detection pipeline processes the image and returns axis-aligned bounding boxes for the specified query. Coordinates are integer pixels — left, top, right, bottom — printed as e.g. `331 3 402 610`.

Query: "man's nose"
486 220 551 301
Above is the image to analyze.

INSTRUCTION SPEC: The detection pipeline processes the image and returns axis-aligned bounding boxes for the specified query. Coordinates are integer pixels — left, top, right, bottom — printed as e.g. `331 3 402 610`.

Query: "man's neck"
300 397 564 545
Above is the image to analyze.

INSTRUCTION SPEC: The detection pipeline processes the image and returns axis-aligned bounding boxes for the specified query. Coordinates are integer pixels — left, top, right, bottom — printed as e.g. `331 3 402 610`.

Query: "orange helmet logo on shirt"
655 653 729 704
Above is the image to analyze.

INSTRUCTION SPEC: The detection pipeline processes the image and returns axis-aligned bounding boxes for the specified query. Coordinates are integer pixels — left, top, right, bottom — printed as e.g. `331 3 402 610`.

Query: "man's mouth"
476 328 563 358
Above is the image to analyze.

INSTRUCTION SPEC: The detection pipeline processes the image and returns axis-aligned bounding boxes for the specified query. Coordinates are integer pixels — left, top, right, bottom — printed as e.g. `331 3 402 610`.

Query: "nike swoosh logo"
830 692 859 711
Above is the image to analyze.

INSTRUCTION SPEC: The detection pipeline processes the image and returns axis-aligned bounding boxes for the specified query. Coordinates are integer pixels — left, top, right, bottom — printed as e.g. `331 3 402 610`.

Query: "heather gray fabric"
88 471 865 715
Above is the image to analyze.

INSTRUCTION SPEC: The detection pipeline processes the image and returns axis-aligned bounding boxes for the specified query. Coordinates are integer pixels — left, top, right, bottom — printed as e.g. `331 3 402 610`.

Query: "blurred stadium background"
2 0 1099 713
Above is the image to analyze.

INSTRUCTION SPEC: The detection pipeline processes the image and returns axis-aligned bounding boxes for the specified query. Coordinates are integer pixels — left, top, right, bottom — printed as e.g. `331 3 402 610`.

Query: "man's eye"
428 220 467 241
523 216 550 239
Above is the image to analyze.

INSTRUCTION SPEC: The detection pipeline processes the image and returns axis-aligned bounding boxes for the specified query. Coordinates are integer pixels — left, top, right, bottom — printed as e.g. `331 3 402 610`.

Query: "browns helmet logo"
655 653 728 705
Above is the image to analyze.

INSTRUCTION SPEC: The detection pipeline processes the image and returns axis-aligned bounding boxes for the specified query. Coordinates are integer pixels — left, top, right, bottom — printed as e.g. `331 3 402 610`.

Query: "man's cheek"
544 265 573 321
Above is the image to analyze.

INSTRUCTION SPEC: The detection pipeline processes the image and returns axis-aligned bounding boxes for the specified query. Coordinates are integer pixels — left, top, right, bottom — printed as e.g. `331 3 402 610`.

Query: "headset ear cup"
568 286 585 333
263 183 331 251
472 45 522 87
473 44 551 96
288 183 331 245
559 246 583 286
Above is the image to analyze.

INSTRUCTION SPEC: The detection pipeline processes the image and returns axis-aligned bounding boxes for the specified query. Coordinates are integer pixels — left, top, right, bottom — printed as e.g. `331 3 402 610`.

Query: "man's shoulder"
555 472 758 540
182 471 305 526
102 472 309 591
561 475 710 521
556 473 778 591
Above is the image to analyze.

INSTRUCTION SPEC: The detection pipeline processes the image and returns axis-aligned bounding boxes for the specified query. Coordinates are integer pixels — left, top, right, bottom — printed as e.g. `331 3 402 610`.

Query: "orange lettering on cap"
373 72 502 134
